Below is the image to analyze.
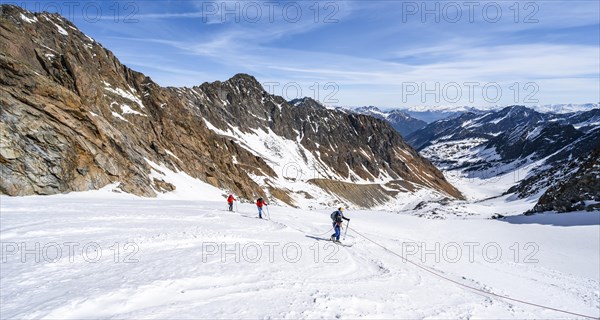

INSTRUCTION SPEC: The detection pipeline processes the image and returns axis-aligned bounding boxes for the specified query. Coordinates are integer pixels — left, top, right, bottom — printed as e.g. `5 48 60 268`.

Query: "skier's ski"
306 235 354 247
238 214 267 220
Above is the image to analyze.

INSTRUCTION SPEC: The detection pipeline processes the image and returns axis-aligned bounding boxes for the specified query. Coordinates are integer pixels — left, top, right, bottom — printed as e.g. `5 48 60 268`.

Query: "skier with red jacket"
256 197 268 219
227 194 236 211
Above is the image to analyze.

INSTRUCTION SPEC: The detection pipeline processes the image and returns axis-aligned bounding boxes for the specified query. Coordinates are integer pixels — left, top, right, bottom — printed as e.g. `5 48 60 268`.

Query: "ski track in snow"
1 194 598 319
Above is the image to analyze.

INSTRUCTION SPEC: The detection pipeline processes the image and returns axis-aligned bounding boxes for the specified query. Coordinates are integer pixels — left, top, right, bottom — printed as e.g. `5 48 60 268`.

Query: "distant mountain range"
348 106 427 136
399 103 599 114
346 103 599 124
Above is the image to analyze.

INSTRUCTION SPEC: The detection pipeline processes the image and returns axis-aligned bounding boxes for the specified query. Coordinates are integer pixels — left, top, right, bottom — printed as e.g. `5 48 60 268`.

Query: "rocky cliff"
0 5 462 207
527 146 600 213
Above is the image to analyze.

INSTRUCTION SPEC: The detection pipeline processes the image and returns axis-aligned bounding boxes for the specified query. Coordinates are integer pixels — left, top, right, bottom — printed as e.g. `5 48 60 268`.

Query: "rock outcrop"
527 146 600 213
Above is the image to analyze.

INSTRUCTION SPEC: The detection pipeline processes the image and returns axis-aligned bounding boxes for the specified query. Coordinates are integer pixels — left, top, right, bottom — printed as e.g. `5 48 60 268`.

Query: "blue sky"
8 0 600 107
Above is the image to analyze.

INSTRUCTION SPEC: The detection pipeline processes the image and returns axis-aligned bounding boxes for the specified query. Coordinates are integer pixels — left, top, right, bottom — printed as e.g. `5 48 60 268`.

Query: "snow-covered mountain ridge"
399 103 598 114
1 191 598 318
340 103 598 128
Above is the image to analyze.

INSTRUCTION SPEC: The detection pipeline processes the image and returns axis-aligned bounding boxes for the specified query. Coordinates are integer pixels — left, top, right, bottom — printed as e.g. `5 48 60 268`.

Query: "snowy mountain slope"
1 192 598 319
0 5 462 208
168 81 463 208
381 159 545 219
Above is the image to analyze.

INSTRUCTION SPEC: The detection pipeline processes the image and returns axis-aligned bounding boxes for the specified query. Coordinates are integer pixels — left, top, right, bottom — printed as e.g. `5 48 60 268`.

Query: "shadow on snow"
501 211 600 227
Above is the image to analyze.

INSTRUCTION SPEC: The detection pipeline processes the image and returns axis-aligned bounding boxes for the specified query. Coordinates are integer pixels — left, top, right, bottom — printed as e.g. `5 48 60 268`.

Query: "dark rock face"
0 6 272 199
528 146 600 213
0 5 462 205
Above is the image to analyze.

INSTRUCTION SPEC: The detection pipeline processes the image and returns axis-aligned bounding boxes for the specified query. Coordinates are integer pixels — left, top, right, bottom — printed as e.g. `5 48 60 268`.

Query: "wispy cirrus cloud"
54 0 599 107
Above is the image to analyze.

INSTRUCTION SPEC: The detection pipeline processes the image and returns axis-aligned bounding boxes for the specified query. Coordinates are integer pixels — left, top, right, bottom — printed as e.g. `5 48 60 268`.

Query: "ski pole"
266 205 271 220
235 201 238 212
343 220 350 240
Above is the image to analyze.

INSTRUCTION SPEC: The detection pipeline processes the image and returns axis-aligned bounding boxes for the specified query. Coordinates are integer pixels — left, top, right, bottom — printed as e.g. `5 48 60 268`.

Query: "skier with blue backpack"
330 207 350 243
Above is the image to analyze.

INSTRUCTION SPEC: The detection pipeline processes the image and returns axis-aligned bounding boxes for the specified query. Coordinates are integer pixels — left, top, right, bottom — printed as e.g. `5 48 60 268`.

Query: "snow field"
1 192 598 319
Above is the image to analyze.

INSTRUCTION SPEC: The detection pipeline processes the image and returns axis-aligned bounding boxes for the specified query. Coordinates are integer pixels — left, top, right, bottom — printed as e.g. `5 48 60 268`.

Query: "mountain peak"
355 106 383 113
4 4 73 29
289 97 326 109
229 73 258 82
226 73 262 90
503 105 535 114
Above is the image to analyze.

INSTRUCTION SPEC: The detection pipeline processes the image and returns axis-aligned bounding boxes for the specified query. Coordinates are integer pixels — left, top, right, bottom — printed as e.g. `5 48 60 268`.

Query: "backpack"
330 211 340 222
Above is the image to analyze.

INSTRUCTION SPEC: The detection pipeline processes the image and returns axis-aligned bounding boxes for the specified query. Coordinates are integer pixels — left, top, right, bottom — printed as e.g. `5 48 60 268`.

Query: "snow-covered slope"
1 192 598 319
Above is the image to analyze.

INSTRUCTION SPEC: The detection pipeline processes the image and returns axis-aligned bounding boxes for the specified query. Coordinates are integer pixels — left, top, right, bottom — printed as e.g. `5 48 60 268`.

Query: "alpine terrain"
0 5 461 208
0 4 598 320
